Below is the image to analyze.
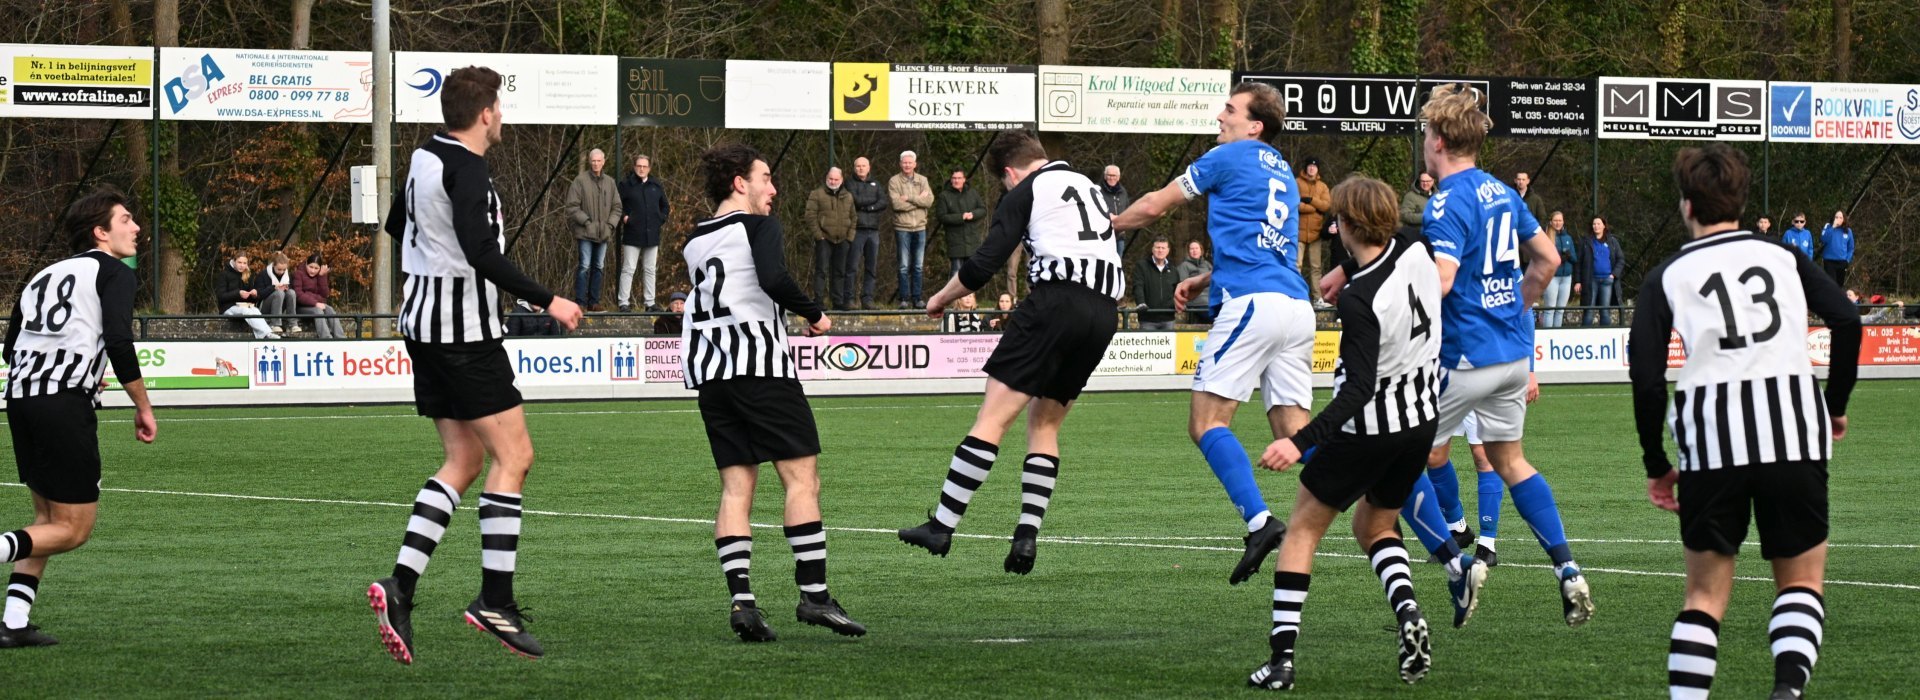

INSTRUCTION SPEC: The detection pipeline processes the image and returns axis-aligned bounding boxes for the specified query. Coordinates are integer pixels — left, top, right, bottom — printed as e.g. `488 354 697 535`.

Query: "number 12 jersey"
680 212 825 389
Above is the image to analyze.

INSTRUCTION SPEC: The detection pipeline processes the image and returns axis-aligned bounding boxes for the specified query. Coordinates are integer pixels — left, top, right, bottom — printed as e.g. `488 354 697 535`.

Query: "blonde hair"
1420 83 1492 158
1329 175 1399 247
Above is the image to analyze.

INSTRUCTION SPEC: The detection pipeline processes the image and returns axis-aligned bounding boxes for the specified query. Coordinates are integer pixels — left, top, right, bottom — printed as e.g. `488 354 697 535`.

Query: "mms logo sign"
832 63 888 121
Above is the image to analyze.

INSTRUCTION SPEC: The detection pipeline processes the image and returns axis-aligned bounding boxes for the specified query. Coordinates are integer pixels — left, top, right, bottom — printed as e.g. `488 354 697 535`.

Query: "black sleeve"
1795 250 1861 417
448 167 555 307
748 217 824 324
958 185 1033 292
383 179 408 240
1628 262 1677 478
1290 292 1380 451
95 260 141 385
3 280 23 361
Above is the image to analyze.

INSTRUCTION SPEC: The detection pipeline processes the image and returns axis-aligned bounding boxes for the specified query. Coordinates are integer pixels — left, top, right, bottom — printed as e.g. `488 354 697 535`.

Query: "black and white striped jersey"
957 162 1126 301
680 212 824 389
1289 232 1443 450
4 250 141 401
385 132 554 345
1630 230 1861 476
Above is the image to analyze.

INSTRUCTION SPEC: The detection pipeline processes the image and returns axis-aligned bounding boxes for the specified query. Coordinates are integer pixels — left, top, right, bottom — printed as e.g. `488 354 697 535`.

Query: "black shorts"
982 282 1118 403
406 339 522 421
8 390 102 504
697 376 821 469
1299 422 1438 512
1678 460 1828 560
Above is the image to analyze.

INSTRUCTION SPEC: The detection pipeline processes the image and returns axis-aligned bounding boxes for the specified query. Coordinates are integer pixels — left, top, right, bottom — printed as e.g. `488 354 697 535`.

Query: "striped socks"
393 478 460 596
1369 538 1418 614
1771 587 1826 692
1 530 29 564
1015 454 1059 540
1270 571 1310 661
477 492 523 607
1668 609 1719 700
716 536 755 605
933 437 998 531
785 521 829 604
4 573 36 630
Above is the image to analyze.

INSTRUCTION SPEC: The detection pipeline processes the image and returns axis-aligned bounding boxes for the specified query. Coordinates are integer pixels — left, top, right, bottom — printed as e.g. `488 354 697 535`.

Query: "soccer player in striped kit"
367 66 583 663
2 188 157 648
684 144 865 643
1631 144 1860 700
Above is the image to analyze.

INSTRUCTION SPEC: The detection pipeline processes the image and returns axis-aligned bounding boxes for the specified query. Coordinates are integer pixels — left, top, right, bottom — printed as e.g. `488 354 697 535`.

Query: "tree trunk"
279 0 317 245
1036 0 1069 159
1832 0 1852 81
156 0 186 313
1210 0 1241 70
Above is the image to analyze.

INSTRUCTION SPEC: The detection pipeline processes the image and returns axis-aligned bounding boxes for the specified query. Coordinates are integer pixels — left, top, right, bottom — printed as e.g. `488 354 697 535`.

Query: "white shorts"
1452 412 1483 444
1431 359 1529 448
1192 293 1316 411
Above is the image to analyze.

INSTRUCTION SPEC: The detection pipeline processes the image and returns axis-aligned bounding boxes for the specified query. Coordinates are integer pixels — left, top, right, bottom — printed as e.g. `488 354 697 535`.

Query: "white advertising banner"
1596 77 1766 140
396 52 617 125
1036 65 1231 134
1531 328 1633 373
0 44 154 119
725 60 830 130
1768 81 1920 145
158 48 373 122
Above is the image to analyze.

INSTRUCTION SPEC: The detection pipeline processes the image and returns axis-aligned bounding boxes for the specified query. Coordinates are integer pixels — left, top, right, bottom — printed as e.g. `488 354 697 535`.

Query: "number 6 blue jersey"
1174 139 1309 307
1424 168 1541 369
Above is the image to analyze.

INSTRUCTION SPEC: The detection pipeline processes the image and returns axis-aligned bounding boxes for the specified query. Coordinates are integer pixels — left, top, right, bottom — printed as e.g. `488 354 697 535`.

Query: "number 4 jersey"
5 250 142 401
1424 167 1541 369
957 161 1125 300
680 211 825 390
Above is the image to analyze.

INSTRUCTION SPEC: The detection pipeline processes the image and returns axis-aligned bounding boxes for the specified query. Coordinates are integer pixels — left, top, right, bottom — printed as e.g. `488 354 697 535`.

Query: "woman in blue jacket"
1575 216 1624 327
1820 209 1855 287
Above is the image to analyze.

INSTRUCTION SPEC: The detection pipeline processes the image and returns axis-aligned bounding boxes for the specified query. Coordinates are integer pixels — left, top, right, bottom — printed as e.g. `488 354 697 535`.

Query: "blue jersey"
1174 139 1309 306
1424 168 1541 369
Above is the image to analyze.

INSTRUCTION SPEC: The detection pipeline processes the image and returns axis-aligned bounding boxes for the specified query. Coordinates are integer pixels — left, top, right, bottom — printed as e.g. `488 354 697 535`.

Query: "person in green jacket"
804 167 859 310
1400 172 1434 230
935 168 988 279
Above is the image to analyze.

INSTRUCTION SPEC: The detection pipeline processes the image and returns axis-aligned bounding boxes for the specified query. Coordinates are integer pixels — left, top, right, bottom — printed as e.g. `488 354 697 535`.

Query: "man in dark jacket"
1575 216 1625 327
1100 165 1131 256
617 154 670 311
1133 238 1179 330
847 156 888 309
805 167 859 310
936 168 988 278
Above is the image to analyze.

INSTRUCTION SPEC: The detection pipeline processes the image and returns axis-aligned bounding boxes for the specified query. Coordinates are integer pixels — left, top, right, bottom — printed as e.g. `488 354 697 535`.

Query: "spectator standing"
1133 238 1179 330
1176 240 1213 324
1542 211 1576 328
936 168 988 280
566 147 621 311
804 167 858 310
653 292 686 335
1100 165 1132 256
1295 158 1333 300
941 293 986 333
215 254 278 339
294 254 347 339
1513 171 1545 228
258 251 298 334
889 150 934 308
616 154 670 312
1400 172 1434 231
1576 216 1624 327
1755 214 1773 241
1780 212 1815 260
847 156 887 309
1820 209 1855 287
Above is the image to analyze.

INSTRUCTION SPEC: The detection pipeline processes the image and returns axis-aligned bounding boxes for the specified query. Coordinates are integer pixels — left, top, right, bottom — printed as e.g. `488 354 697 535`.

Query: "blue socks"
1427 459 1465 527
1476 469 1504 543
1510 473 1575 567
1198 427 1271 528
1399 473 1462 561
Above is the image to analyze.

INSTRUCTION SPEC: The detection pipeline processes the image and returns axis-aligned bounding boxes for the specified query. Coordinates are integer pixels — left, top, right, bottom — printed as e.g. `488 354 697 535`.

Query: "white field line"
1045 535 1918 550
4 482 1915 592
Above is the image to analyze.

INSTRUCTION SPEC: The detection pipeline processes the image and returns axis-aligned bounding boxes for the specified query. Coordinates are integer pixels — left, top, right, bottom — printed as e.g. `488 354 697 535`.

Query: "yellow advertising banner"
1311 331 1341 373
832 62 890 122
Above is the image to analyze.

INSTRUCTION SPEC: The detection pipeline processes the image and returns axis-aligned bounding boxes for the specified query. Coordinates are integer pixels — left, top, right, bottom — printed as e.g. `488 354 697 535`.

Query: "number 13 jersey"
680 211 825 389
1424 167 1542 369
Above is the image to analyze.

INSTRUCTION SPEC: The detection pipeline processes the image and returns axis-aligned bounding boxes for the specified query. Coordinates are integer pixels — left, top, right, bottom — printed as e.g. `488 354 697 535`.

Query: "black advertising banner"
619 57 725 127
1234 72 1592 138
1427 76 1594 138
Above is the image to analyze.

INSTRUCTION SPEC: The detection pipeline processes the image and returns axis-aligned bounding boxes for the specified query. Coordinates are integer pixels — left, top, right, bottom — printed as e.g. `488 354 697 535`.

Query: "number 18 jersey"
1174 139 1308 306
1424 167 1541 369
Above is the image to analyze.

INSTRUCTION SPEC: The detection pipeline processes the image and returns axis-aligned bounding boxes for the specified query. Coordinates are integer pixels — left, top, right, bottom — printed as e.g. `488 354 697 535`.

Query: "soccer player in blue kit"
1325 83 1593 626
1112 81 1317 586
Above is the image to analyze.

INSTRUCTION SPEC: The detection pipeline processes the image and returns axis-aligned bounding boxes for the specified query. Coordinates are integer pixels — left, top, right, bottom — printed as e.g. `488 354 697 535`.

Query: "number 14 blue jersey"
1424 167 1541 369
1174 139 1309 307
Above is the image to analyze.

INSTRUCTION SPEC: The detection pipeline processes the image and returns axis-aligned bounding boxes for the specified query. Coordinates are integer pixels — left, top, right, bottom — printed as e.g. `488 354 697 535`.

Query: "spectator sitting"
1176 240 1213 324
216 254 278 339
258 251 298 334
1850 290 1905 324
988 293 1014 330
294 254 348 339
942 293 986 333
654 291 686 335
1133 237 1179 331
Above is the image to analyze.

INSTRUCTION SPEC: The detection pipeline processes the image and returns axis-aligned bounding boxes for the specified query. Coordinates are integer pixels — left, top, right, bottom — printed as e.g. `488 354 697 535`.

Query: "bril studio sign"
1597 77 1765 140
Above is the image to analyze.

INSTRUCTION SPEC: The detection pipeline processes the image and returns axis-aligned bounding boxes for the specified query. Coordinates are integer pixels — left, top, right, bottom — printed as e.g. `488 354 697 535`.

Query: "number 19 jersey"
1424 167 1541 369
1174 139 1308 306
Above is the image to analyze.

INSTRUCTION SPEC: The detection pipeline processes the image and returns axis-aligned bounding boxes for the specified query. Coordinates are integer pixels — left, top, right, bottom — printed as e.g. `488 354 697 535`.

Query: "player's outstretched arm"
926 274 970 318
747 217 827 327
1110 181 1185 231
123 378 156 444
1263 294 1381 471
1796 249 1862 437
1173 271 1211 312
99 265 155 443
449 173 556 310
1627 263 1677 482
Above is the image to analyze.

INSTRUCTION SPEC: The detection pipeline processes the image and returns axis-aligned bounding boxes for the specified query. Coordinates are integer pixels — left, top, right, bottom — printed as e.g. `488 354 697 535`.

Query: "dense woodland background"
2 0 1917 314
